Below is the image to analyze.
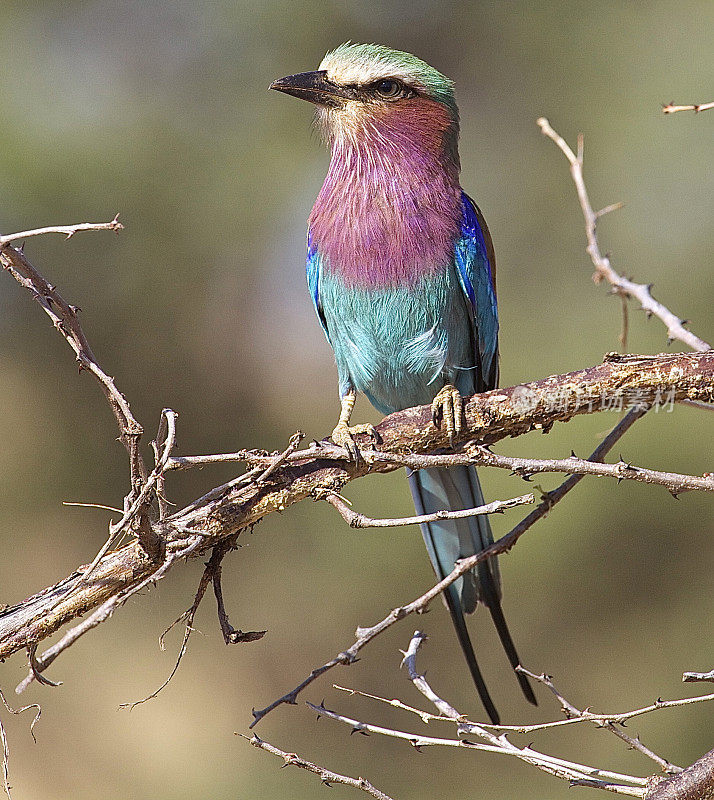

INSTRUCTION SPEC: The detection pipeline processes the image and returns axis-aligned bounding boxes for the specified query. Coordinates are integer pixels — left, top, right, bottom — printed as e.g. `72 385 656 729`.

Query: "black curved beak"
269 70 356 106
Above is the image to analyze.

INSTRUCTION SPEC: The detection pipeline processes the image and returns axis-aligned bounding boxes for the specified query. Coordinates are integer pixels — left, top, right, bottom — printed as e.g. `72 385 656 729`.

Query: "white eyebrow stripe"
318 54 424 89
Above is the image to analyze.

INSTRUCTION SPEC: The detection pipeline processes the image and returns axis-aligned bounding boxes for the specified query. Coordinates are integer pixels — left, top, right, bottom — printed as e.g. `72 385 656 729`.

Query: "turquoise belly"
318 266 476 415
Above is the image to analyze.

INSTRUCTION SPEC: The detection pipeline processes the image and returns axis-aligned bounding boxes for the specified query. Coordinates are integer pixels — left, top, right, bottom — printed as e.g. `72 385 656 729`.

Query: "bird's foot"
431 384 464 445
331 421 377 462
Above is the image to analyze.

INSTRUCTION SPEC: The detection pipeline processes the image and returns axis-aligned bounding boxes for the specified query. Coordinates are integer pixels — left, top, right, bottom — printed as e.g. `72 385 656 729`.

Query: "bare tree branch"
0 690 41 800
307 700 646 796
116 542 220 711
518 668 680 774
1 352 709 675
168 423 714 495
242 735 395 800
361 445 714 496
333 679 714 737
399 631 462 720
645 749 714 800
332 684 447 725
537 117 711 353
321 490 535 527
0 231 147 497
74 408 177 588
0 217 123 247
683 670 714 684
309 632 714 798
662 102 714 115
13 537 204 694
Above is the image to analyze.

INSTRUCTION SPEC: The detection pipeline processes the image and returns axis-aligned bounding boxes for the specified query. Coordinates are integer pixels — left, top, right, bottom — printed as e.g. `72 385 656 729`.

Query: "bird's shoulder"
457 192 496 298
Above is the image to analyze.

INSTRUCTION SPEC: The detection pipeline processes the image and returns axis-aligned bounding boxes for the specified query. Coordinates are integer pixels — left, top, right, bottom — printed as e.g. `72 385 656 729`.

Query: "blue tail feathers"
408 465 537 722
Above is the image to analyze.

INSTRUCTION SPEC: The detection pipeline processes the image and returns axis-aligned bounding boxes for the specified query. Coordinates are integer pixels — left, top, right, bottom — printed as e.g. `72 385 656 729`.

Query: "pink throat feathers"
308 98 463 287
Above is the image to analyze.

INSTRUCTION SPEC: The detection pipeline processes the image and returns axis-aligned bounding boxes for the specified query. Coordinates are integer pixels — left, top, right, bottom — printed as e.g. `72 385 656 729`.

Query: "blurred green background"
0 1 712 798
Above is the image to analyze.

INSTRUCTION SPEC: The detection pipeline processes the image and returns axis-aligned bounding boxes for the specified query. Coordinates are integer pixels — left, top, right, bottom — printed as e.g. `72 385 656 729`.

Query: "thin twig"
361 444 713 496
518 668 681 774
620 293 630 351
117 538 264 709
333 678 714 737
537 117 711 353
400 632 461 720
683 670 714 684
0 217 123 247
27 644 61 687
117 547 215 711
307 702 645 796
165 450 268 471
0 230 147 494
152 413 171 520
333 684 446 724
242 734 395 800
0 689 41 800
662 102 714 115
256 432 304 484
62 502 124 513
210 540 266 644
68 408 177 592
320 491 534 528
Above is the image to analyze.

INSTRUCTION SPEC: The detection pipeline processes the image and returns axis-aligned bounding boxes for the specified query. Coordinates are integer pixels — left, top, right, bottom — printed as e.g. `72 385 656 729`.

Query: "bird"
271 42 536 723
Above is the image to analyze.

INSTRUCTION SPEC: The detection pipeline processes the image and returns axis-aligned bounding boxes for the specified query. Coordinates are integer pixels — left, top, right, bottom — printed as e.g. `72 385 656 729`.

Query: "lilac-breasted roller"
271 43 536 723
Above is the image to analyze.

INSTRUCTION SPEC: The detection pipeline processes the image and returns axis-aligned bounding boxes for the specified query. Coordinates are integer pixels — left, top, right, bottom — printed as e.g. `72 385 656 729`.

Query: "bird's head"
271 43 459 163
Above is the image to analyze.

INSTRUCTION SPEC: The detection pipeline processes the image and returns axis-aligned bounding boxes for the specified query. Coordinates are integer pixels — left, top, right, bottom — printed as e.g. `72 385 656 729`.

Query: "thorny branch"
116 539 265 711
308 700 644 796
311 676 647 796
242 735 395 800
13 536 206 696
0 218 123 247
0 223 147 502
517 668 680 774
537 117 711 353
662 101 714 115
310 631 714 798
166 423 714 496
358 444 714 496
332 679 714 737
0 690 41 800
321 490 535 528
683 670 714 684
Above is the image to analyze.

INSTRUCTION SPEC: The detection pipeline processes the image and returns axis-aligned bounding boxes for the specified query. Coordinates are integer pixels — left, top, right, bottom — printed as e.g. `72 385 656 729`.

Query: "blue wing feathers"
455 193 499 390
306 231 329 340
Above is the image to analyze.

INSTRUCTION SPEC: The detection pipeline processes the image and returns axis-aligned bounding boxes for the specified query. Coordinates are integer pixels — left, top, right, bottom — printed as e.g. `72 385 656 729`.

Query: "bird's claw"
331 422 377 462
431 384 464 445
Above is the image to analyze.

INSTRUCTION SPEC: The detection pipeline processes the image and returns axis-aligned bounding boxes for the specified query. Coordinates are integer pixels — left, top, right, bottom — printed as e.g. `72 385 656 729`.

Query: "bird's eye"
373 79 403 99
